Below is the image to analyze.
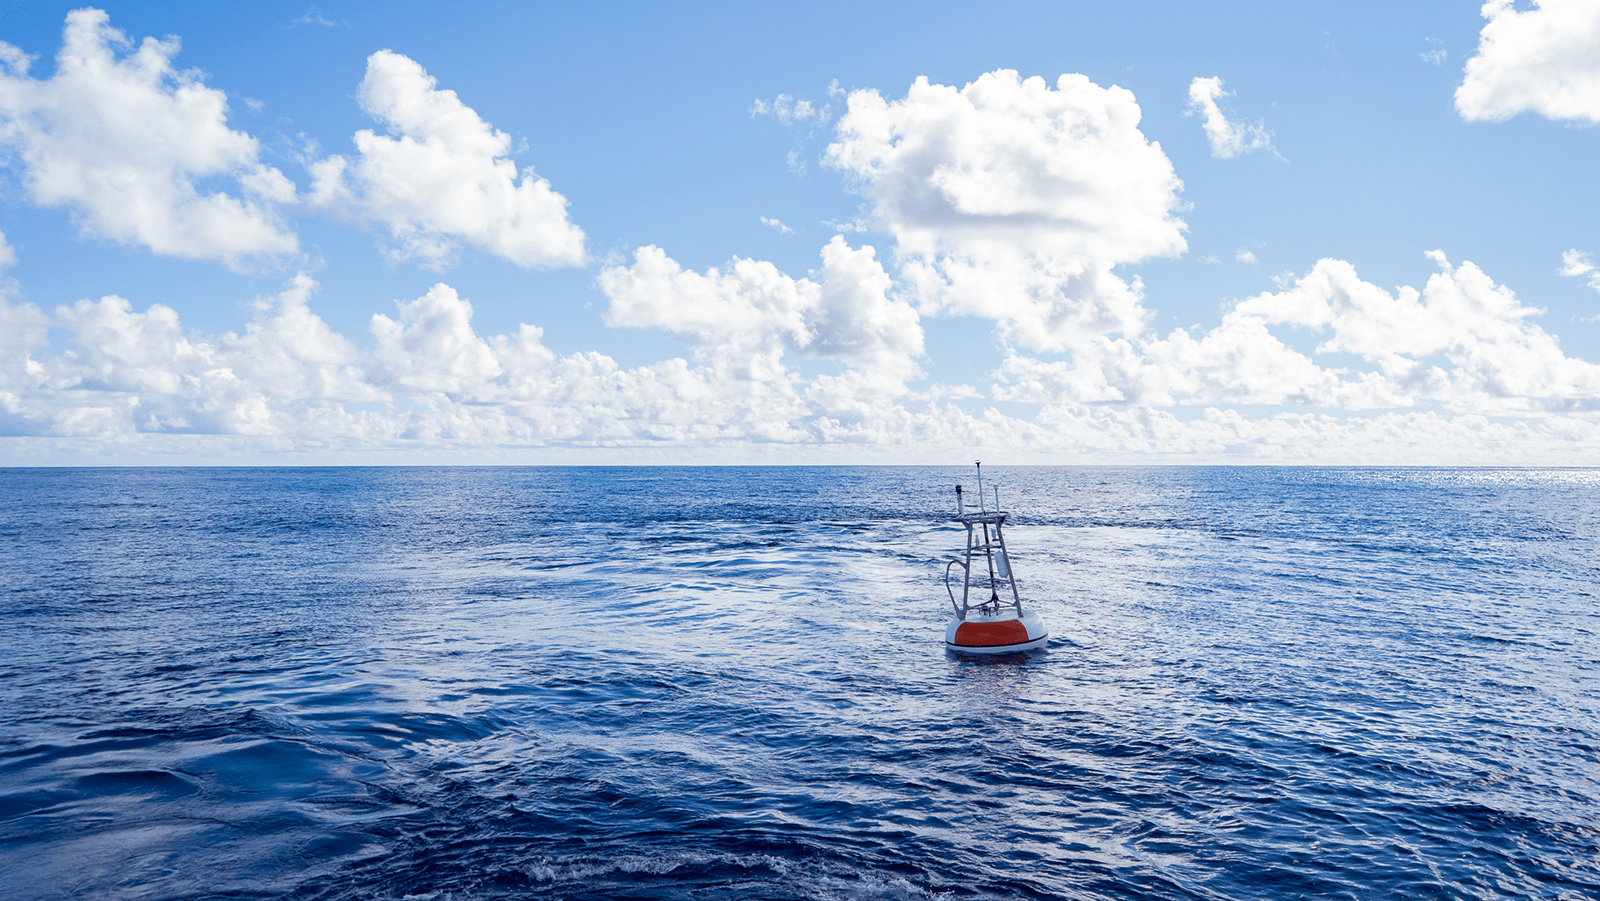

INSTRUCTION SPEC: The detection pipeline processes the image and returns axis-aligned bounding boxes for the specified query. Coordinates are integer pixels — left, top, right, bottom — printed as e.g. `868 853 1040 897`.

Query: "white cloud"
13 275 379 436
825 69 1187 352
1186 76 1277 160
293 8 343 28
1422 38 1448 66
224 274 376 404
598 237 923 396
310 50 586 270
995 252 1600 414
0 8 298 270
1242 251 1600 411
750 93 828 125
370 283 503 394
600 247 809 385
0 254 922 448
1456 0 1600 123
0 293 47 364
1562 248 1600 293
1236 249 1257 264
804 236 924 387
1560 248 1594 277
755 90 836 176
760 216 793 235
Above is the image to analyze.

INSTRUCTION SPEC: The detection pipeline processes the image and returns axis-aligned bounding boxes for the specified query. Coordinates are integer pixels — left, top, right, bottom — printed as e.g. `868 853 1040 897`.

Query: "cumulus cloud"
10 266 931 447
760 216 793 234
1236 249 1257 264
224 274 375 404
0 251 921 448
310 50 586 270
1186 76 1277 159
825 69 1187 352
10 275 377 436
0 291 46 358
1456 0 1600 123
1561 248 1600 293
1422 38 1448 66
0 8 298 270
996 252 1600 414
370 283 503 394
598 237 923 397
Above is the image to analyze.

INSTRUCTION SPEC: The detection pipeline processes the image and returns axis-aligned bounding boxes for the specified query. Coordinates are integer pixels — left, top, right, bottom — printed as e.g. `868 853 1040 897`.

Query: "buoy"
943 461 1049 654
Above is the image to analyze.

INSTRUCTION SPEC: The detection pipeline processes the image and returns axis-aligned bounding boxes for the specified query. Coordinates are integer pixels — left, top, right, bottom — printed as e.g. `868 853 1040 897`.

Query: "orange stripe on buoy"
953 619 1030 646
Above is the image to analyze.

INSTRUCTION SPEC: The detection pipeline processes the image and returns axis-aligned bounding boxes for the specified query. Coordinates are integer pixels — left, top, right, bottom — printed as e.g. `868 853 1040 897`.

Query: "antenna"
975 460 985 513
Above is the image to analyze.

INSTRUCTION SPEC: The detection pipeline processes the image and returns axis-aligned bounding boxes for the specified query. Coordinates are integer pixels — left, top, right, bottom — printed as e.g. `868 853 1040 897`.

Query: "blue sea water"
1 466 1597 901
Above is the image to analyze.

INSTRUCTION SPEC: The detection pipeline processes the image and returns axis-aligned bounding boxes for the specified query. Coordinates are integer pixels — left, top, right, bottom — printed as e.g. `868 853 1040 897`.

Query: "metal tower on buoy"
943 461 1049 654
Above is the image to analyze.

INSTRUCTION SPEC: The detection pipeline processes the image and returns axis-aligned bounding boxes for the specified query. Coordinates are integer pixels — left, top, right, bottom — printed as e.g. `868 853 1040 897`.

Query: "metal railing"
945 461 1022 619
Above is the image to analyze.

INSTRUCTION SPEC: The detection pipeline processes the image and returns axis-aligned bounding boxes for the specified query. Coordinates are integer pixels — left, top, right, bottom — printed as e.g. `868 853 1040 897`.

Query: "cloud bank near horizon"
3 246 1597 463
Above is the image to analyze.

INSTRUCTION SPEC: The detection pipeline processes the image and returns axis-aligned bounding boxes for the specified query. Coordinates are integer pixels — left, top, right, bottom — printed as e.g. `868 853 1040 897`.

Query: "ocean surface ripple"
1 466 1597 900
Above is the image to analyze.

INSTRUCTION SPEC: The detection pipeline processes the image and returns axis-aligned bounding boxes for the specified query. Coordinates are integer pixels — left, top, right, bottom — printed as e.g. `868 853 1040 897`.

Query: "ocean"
1 466 1596 900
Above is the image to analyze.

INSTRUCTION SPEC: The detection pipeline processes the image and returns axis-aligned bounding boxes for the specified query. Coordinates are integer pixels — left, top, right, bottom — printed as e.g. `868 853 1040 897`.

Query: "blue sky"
0 1 1597 463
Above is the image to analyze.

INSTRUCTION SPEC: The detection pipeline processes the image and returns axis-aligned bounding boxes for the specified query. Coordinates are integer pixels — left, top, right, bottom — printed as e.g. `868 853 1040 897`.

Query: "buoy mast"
952 461 1019 615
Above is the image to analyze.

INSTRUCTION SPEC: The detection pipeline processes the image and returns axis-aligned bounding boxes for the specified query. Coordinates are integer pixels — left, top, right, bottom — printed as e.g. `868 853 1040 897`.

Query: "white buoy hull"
944 608 1048 654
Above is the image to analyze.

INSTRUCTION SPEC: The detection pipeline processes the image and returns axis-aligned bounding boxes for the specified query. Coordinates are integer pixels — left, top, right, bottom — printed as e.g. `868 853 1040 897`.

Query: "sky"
0 0 1597 465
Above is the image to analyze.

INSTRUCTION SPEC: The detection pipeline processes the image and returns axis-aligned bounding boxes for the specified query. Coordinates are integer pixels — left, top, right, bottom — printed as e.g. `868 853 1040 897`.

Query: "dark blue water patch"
1 466 1598 900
